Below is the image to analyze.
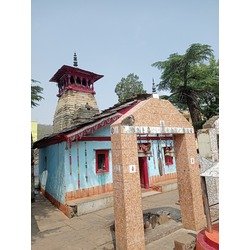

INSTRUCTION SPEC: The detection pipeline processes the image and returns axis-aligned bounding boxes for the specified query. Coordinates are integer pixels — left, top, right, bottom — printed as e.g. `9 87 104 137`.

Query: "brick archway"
111 97 206 249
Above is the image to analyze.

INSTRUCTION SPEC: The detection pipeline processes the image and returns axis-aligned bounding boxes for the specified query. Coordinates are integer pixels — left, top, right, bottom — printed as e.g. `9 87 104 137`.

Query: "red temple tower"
50 53 103 133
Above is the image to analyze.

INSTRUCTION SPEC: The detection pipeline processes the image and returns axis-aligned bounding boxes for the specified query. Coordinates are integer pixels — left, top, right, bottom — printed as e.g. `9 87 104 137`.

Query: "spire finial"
152 78 156 93
73 52 78 67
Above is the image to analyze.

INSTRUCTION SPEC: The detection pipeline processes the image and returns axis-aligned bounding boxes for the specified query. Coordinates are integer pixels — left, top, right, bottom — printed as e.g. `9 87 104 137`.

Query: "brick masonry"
111 129 145 249
41 188 71 217
64 173 177 202
149 172 177 186
53 90 99 133
65 183 114 201
111 97 206 249
174 133 206 230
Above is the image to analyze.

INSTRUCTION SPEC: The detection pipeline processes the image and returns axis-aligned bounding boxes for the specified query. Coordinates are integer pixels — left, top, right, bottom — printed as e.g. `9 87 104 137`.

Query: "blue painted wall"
92 127 177 177
64 140 113 192
38 123 177 200
39 142 66 203
147 140 176 177
63 138 176 193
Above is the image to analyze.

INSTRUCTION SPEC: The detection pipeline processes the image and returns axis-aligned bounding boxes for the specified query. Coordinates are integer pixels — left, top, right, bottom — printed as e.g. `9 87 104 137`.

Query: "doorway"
138 157 149 189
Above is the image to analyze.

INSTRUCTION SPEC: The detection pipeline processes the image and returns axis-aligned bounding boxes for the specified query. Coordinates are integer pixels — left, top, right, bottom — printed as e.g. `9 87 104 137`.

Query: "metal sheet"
200 162 219 178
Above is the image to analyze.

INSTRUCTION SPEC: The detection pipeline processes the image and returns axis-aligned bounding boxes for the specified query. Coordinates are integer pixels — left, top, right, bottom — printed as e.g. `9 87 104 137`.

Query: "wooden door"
138 157 149 189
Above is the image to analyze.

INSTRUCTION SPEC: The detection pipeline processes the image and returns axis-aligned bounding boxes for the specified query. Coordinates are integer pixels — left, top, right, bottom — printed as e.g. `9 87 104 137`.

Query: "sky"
31 0 218 125
3 1 250 248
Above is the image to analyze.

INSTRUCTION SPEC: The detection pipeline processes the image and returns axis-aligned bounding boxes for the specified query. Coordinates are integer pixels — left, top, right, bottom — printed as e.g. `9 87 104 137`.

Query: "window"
76 77 81 84
165 155 173 165
70 76 74 84
82 78 86 86
95 150 109 173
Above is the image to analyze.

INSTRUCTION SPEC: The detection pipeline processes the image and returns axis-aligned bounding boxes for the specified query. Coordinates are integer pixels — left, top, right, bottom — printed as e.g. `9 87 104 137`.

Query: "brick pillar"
174 133 206 231
111 125 145 250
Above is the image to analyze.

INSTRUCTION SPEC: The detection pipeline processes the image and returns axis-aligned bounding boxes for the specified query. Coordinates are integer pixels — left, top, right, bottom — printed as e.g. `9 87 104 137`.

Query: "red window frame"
95 150 109 173
165 155 173 165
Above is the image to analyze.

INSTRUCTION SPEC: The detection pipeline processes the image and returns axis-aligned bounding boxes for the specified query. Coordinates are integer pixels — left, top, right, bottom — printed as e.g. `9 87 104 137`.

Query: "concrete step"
142 190 161 198
146 228 197 250
99 219 183 250
66 189 162 217
66 181 177 217
152 179 178 193
66 192 113 216
145 220 183 245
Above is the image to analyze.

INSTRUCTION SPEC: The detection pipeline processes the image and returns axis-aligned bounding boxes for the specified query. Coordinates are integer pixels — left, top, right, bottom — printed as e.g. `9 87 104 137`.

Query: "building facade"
33 61 196 217
50 59 103 133
34 95 181 216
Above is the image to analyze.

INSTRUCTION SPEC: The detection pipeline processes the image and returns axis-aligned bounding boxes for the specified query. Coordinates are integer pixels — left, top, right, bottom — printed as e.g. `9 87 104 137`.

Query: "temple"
34 57 206 242
50 53 104 133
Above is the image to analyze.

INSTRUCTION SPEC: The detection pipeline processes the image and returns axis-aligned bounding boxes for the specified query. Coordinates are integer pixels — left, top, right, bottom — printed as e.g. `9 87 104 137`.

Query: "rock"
158 214 170 225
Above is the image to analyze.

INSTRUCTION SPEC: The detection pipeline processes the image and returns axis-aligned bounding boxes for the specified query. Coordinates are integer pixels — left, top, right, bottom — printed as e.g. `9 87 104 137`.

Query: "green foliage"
152 43 219 130
115 73 146 103
31 79 44 108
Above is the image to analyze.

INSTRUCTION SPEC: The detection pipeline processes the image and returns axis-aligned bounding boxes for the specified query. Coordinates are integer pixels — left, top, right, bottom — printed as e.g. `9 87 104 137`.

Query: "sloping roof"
37 124 53 140
33 94 152 148
49 65 104 83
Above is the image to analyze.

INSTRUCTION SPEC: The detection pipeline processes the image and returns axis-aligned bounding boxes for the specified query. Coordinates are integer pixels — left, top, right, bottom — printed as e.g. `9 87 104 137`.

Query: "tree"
198 58 219 119
115 73 146 103
31 79 43 202
152 43 219 130
31 79 44 107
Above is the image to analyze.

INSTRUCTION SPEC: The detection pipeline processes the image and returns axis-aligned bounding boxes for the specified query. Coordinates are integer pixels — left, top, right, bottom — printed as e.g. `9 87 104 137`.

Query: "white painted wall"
197 130 212 159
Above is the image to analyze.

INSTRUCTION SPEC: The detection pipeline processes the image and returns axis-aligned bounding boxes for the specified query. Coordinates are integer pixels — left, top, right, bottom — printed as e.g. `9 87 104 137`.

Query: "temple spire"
73 52 78 67
152 78 156 93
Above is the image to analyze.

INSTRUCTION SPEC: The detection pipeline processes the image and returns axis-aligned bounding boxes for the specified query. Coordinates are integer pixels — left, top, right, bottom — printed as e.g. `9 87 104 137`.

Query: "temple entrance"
110 97 206 249
138 157 149 189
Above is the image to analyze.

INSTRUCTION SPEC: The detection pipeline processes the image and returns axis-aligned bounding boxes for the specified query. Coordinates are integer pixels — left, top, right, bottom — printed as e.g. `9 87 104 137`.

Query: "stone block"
76 195 113 216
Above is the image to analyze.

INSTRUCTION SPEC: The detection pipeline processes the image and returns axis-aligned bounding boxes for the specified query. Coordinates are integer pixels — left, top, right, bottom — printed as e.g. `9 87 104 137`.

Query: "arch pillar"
111 124 145 250
110 97 206 249
174 133 206 230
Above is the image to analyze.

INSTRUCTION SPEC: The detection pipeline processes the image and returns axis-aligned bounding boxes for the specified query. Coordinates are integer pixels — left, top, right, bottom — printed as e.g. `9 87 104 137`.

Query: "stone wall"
199 156 219 206
197 116 219 162
53 90 99 133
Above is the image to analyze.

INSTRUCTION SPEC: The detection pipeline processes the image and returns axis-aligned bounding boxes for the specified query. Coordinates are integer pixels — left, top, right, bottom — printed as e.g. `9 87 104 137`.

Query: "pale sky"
4 1 250 246
31 0 218 125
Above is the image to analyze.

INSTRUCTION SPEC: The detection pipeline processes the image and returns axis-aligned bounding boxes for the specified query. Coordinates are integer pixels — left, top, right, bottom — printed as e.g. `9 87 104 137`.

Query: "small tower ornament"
152 78 156 93
73 52 78 67
50 54 104 133
152 78 159 98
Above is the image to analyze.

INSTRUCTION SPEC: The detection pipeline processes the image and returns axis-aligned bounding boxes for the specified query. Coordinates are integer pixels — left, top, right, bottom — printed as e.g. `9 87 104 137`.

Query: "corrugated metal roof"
33 94 152 148
200 162 219 177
